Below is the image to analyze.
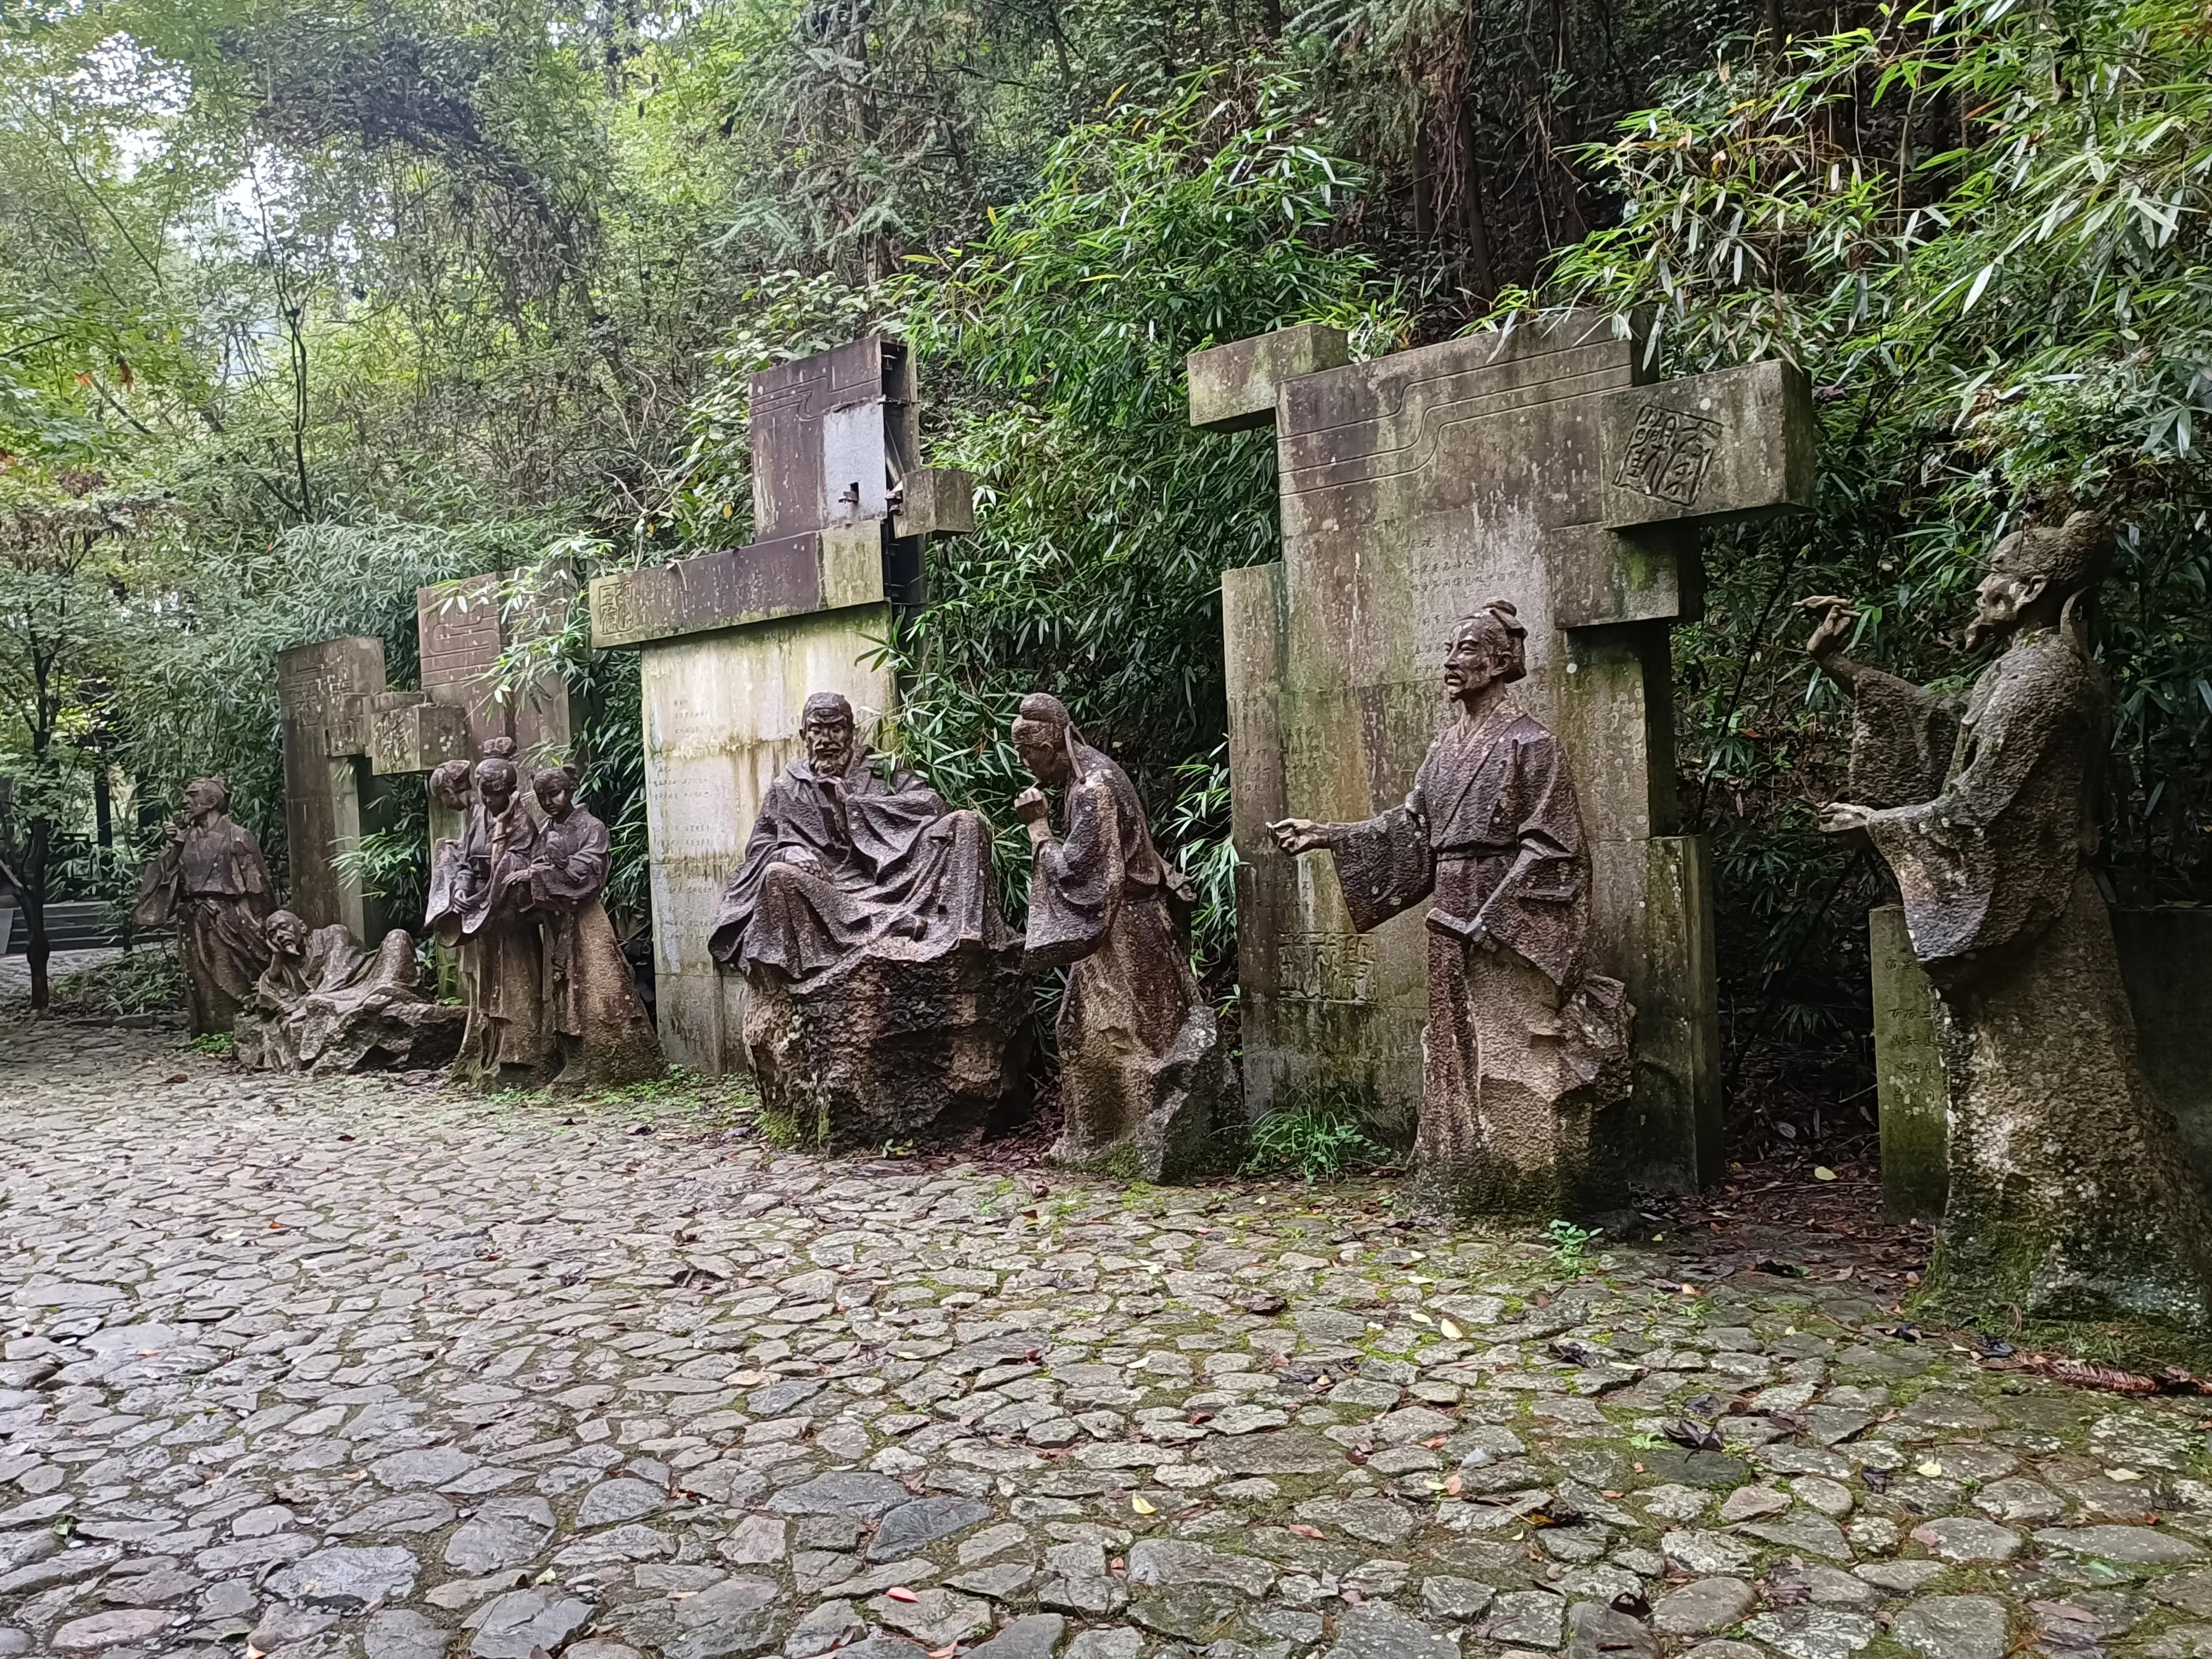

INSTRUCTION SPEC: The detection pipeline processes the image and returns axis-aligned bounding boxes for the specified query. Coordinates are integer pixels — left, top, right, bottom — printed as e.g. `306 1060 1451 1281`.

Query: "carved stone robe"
436 794 555 1086
1320 703 1630 1209
1851 630 2212 1320
710 747 992 987
132 814 274 1035
530 804 663 1090
1026 741 1228 1179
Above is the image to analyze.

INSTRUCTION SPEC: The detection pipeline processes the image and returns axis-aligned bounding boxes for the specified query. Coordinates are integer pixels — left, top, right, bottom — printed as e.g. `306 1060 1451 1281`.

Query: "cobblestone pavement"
6 1021 2212 1659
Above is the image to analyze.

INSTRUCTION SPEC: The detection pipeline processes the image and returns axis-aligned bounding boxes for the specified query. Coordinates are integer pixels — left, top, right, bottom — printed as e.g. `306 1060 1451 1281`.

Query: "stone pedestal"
1192 315 1812 1195
1876 903 2212 1217
743 943 1029 1147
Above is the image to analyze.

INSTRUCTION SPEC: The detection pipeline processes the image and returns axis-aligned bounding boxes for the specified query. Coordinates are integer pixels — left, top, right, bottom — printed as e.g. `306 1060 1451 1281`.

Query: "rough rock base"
1053 1004 1242 1183
742 942 1029 1148
235 1001 467 1076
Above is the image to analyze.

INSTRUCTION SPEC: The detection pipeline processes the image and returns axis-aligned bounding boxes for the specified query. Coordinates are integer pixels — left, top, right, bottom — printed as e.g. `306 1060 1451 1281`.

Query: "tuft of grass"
188 1031 234 1057
1242 1090 1391 1183
1546 1218 1599 1275
40 947 185 1019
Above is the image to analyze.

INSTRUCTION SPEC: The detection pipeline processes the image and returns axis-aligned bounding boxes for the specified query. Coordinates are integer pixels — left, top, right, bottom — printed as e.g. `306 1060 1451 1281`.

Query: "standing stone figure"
424 758 474 927
429 738 555 1088
1269 602 1632 1212
1806 513 2212 1322
710 692 1025 1143
234 910 462 1074
528 765 664 1090
1012 693 1234 1180
132 776 275 1035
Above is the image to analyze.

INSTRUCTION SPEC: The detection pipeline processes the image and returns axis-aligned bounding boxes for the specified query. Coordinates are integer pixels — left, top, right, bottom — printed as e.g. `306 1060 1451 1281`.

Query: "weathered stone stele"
1191 313 1812 1191
277 571 578 937
277 638 456 939
589 336 973 1074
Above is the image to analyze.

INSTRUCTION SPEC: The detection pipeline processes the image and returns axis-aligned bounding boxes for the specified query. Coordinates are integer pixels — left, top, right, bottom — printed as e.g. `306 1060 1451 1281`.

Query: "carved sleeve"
1023 776 1126 972
1864 646 2091 970
1847 667 1962 810
1327 799 1435 935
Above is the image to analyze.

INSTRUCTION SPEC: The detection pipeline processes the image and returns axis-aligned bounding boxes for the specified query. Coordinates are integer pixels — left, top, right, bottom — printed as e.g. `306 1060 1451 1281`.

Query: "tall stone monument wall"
589 335 971 1074
1194 314 1812 1193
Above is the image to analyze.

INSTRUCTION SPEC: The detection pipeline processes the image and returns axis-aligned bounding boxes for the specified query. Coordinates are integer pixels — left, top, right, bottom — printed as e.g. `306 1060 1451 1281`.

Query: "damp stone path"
8 1022 2212 1659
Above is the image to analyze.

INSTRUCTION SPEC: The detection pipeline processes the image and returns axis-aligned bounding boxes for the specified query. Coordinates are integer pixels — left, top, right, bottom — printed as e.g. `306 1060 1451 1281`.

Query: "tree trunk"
24 894 48 1013
22 815 50 1012
1458 104 1499 303
94 768 112 847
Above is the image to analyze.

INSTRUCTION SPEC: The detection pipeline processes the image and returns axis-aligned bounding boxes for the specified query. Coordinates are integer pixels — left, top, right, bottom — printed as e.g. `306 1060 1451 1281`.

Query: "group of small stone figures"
134 744 663 1094
132 510 2211 1296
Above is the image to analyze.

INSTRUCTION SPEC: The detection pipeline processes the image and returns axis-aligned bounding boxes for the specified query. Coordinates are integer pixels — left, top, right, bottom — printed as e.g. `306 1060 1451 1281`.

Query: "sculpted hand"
1818 801 1875 834
1268 817 1328 856
779 847 823 871
1013 787 1052 847
1798 594 1860 663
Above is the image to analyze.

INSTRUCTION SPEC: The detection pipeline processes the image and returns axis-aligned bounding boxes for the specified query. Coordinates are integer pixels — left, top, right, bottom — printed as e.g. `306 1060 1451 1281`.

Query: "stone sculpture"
1192 318 1812 1192
233 910 464 1074
709 692 1025 1143
1805 513 2212 1322
132 776 276 1035
528 765 664 1090
1012 693 1234 1181
1270 602 1632 1212
589 336 974 1074
428 738 555 1088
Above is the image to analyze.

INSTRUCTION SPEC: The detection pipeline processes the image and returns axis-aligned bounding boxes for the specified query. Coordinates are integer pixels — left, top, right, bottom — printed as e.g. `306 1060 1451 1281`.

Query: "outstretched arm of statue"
1798 595 1872 690
1267 817 1333 856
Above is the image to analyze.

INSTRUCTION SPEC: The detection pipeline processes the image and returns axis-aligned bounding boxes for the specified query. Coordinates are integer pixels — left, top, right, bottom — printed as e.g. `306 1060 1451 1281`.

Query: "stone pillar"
1190 315 1814 1194
276 638 468 936
1870 904 1952 1221
588 336 972 1075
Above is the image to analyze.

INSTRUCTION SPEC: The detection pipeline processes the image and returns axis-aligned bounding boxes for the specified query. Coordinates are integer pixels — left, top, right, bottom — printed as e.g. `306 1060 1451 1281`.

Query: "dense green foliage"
1517 0 2212 1125
2 0 2206 1154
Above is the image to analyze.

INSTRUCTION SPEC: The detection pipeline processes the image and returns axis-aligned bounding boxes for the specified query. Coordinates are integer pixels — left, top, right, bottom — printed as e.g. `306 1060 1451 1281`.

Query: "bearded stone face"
265 913 309 958
1966 538 2049 651
803 712 855 775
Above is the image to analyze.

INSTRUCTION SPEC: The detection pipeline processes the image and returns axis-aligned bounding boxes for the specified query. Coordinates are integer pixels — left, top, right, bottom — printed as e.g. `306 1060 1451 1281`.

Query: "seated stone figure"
710 691 1025 1143
234 910 464 1074
710 692 998 982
